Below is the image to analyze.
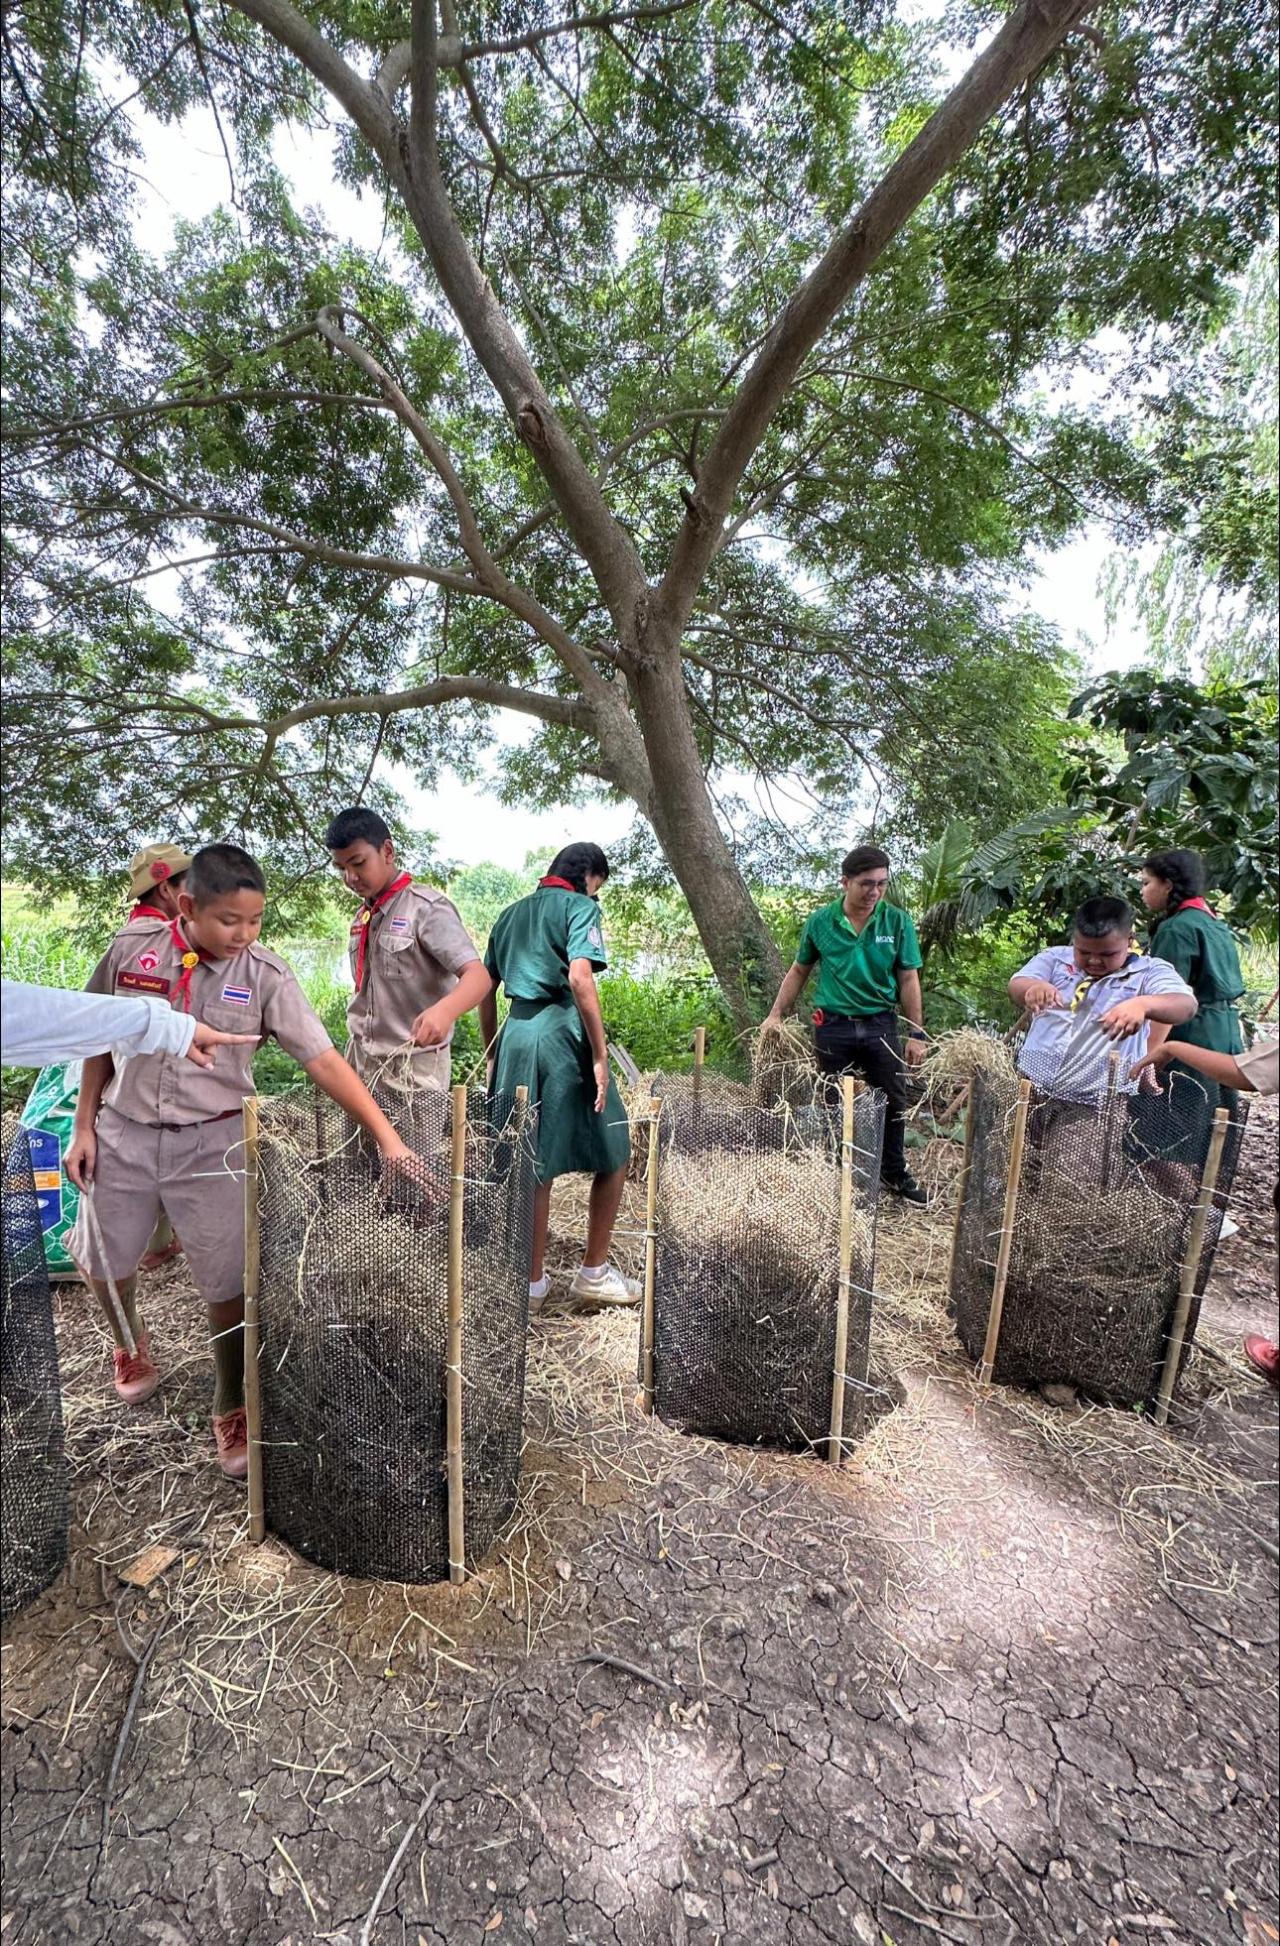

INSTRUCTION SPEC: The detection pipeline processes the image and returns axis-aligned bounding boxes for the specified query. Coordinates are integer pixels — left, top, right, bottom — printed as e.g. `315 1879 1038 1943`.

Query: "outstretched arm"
1129 1041 1253 1092
764 961 813 1023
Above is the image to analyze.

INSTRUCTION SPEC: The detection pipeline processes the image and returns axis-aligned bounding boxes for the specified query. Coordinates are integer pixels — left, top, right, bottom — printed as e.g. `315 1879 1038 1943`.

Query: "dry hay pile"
749 1015 820 1109
653 1113 874 1450
255 1109 528 1582
917 1028 1017 1120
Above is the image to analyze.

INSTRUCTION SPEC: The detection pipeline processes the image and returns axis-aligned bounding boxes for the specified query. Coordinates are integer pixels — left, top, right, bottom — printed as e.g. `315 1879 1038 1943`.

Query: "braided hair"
1143 848 1206 926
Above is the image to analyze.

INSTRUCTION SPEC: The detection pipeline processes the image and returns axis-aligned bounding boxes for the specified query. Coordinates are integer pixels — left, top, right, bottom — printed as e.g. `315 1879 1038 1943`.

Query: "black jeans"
814 1010 909 1184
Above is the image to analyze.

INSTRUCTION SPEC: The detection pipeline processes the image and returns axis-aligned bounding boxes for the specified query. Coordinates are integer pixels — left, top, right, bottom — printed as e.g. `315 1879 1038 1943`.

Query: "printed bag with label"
18 1062 82 1278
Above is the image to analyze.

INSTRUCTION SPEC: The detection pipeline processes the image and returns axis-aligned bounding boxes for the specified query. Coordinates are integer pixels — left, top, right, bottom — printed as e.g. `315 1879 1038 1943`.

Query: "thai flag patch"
389 916 410 933
221 985 253 1006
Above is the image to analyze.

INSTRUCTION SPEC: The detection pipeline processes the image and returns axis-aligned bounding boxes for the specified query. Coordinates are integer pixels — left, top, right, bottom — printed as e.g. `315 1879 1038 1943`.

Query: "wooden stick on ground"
1153 1106 1231 1427
977 1078 1032 1385
242 1096 265 1546
692 1025 706 1105
446 1083 468 1585
640 1097 661 1416
945 1080 977 1298
80 1184 138 1358
828 1076 860 1465
1258 983 1279 1023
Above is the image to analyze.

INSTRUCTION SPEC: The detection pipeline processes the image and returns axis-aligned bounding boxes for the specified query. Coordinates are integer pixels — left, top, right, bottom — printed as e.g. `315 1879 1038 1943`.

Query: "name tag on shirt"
221 985 254 1006
117 971 171 996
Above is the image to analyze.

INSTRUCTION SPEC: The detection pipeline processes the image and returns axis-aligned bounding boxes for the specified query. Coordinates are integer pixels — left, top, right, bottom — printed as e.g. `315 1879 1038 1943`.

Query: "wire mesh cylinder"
254 1087 536 1582
950 1068 1249 1404
650 1087 885 1448
2 1120 69 1621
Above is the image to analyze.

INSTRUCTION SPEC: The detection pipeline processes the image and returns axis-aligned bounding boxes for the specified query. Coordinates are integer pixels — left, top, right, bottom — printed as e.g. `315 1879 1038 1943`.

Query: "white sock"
577 1262 607 1281
529 1275 549 1301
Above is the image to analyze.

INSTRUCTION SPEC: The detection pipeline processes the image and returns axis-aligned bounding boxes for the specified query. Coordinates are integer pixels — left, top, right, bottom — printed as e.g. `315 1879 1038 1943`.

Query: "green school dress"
1150 902 1246 1162
484 887 632 1184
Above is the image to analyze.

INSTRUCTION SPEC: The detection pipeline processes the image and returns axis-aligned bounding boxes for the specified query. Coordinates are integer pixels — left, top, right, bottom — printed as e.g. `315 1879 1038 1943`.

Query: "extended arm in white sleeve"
0 979 197 1066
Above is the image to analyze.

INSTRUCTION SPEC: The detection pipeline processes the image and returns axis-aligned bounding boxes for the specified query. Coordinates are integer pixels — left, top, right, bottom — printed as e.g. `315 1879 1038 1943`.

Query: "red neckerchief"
538 875 578 892
129 902 170 924
168 918 214 1012
1175 897 1216 916
353 872 412 991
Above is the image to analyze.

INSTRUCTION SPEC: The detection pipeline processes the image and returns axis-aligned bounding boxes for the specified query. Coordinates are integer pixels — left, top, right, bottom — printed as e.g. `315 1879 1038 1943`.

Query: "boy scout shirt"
345 882 480 1058
796 899 922 1017
1014 945 1195 1100
85 920 332 1125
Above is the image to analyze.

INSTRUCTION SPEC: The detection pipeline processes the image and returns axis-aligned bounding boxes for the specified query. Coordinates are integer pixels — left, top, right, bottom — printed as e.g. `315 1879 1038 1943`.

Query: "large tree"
3 0 1275 1018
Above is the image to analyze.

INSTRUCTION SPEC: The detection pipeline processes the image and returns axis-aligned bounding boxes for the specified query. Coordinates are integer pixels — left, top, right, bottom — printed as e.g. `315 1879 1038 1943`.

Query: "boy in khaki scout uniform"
66 843 422 1480
325 808 491 1125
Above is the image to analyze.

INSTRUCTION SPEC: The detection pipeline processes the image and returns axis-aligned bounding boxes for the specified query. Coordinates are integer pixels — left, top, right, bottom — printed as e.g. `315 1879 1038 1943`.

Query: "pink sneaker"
1243 1336 1280 1387
212 1409 249 1480
112 1334 160 1405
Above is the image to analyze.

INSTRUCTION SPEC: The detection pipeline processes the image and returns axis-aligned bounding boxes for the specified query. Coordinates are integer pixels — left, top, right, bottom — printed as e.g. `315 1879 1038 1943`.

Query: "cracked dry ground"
3 1106 1278 1946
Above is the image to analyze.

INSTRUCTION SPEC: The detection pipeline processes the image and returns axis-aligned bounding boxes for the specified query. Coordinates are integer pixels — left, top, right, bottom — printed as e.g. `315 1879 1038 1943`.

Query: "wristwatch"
908 1028 928 1042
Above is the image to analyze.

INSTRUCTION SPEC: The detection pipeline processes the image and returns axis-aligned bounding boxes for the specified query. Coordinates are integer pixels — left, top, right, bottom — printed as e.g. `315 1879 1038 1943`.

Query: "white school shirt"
0 978 197 1067
1014 948 1195 1101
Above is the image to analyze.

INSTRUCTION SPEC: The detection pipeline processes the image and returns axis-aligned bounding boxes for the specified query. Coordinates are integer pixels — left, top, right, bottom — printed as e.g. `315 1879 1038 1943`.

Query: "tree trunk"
628 646 785 1029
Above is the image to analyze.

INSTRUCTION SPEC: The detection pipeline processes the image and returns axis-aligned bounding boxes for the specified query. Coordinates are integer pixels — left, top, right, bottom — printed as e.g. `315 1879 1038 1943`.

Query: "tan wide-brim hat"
128 843 195 901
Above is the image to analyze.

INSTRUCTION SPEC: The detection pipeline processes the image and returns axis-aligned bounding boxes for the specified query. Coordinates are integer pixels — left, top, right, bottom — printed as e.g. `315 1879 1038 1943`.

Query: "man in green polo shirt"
763 845 928 1204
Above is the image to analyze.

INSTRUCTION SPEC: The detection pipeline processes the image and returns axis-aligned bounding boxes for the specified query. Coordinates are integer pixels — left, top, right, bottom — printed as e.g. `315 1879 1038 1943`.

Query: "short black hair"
325 806 392 851
545 842 610 895
841 845 891 879
1073 895 1133 939
187 843 266 902
1143 848 1205 912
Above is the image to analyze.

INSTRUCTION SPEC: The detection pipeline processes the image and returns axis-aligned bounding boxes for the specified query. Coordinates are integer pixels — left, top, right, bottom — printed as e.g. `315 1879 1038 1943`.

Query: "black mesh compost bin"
255 1087 536 1582
2 1119 69 1621
950 1068 1248 1405
650 1087 885 1448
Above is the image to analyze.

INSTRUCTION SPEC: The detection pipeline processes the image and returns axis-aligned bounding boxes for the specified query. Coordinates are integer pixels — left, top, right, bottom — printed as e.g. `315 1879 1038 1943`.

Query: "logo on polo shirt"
136 949 161 973
221 985 253 1006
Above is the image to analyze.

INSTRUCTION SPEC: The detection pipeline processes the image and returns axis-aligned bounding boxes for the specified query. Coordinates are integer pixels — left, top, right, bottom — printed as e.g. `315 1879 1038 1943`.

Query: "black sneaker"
883 1174 928 1206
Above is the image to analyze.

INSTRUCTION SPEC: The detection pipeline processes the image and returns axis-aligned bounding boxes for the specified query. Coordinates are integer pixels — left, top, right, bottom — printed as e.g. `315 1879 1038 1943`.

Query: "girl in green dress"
1139 847 1246 1161
479 844 636 1312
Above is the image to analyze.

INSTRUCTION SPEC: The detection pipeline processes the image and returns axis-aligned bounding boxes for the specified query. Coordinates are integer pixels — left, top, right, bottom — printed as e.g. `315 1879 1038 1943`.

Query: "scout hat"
127 843 194 901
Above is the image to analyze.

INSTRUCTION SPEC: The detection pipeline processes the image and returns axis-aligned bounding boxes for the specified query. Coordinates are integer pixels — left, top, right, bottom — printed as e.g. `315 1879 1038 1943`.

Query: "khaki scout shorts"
68 1106 247 1304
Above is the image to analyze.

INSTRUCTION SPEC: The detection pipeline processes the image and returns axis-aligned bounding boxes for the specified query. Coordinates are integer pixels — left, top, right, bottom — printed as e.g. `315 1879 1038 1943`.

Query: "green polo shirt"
796 898 922 1017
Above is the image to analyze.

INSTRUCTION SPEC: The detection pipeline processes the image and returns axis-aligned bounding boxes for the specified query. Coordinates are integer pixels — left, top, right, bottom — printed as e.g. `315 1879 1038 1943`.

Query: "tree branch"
657 0 1103 630
313 305 608 693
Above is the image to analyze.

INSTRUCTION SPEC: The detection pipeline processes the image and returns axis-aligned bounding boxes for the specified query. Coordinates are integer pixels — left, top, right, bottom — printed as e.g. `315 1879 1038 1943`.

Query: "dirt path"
3 1107 1277 1945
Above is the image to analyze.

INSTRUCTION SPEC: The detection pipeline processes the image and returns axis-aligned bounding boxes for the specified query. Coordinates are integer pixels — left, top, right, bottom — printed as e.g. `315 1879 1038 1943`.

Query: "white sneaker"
567 1263 642 1308
528 1276 549 1316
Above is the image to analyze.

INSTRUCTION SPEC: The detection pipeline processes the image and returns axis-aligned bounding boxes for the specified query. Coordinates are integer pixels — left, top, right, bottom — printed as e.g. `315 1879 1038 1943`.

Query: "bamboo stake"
639 1097 661 1416
242 1097 266 1545
1153 1107 1230 1426
1259 983 1279 1023
1100 1050 1123 1189
827 1076 860 1465
80 1184 138 1357
945 1080 977 1295
692 1026 706 1104
446 1083 467 1584
977 1078 1033 1385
